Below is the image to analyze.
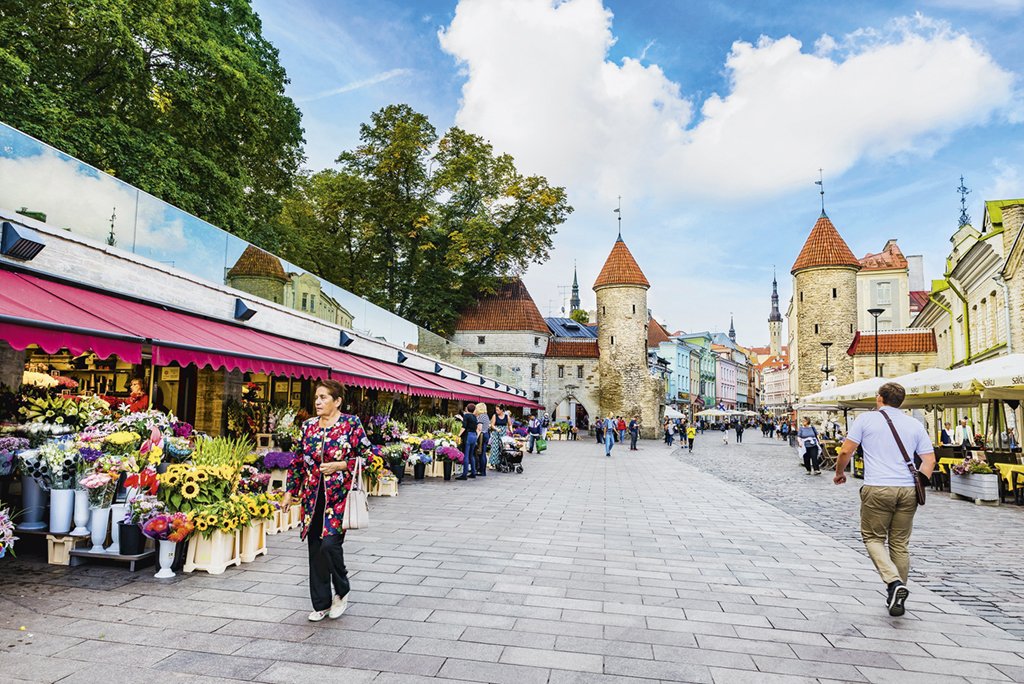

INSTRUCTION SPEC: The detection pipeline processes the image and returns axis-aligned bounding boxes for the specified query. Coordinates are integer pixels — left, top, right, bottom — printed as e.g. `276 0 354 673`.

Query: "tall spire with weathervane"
570 262 581 312
769 269 783 357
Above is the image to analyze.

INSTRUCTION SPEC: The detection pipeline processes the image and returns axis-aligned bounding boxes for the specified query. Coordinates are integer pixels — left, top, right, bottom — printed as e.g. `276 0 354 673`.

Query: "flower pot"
184 529 241 574
155 539 177 578
108 503 126 553
950 473 1000 503
413 462 425 480
18 475 47 530
443 460 453 481
118 522 146 555
71 489 90 536
89 507 110 552
239 521 267 563
389 463 405 484
48 488 74 534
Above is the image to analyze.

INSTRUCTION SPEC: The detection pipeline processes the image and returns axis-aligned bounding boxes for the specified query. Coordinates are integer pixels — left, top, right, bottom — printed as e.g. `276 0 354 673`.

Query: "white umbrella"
663 407 685 419
696 409 731 417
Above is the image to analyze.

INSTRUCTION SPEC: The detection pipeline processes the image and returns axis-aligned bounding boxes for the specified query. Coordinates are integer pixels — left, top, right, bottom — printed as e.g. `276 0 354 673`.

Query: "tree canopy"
0 0 304 239
273 104 572 334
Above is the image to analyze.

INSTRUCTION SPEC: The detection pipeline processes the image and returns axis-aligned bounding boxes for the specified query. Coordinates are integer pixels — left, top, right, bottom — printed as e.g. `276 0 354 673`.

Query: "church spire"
769 269 782 323
570 263 581 312
728 314 736 343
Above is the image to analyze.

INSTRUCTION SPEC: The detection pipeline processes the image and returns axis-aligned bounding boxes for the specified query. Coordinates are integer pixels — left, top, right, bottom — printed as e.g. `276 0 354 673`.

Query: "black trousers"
307 489 350 611
630 432 638 449
803 446 821 472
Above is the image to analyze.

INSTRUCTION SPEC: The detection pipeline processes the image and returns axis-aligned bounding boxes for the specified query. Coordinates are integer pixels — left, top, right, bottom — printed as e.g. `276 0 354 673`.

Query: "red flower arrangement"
125 466 160 496
141 512 194 543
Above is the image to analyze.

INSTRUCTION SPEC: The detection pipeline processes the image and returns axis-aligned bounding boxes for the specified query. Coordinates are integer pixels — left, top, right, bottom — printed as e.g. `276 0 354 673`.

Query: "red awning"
288 345 409 394
353 358 454 400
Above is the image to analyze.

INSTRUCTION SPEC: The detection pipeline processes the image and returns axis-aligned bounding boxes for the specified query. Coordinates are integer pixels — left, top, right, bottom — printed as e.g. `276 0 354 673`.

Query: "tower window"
799 292 803 302
602 306 606 316
577 365 584 379
301 293 308 311
611 336 615 345
814 324 819 335
832 288 837 299
850 324 853 333
558 365 564 378
531 363 538 378
477 363 484 373
534 337 540 346
632 304 636 314
477 336 486 345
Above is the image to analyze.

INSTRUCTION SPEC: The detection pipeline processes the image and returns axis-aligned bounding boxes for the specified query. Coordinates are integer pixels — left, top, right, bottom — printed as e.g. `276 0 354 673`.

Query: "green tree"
569 308 590 325
0 0 303 239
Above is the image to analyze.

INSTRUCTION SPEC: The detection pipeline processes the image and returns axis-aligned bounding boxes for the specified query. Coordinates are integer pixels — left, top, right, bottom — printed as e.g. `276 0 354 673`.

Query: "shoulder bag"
877 410 928 506
341 456 369 530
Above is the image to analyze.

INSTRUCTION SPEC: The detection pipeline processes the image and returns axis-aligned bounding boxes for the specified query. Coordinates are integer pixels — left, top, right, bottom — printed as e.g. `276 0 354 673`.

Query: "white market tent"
663 407 685 419
695 408 732 418
903 354 1024 402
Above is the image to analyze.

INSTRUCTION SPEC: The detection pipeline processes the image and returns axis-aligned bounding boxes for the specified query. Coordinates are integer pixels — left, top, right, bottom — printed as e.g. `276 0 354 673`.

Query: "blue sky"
252 0 1024 345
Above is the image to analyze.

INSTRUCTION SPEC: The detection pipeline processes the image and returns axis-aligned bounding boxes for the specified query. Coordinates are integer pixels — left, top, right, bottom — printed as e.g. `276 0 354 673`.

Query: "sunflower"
195 519 208 532
181 481 200 499
223 519 237 532
194 468 209 481
162 472 181 487
205 514 218 526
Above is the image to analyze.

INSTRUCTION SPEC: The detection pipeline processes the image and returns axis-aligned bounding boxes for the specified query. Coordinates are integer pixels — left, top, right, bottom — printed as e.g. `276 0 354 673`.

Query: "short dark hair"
315 379 345 402
878 382 906 408
465 403 476 412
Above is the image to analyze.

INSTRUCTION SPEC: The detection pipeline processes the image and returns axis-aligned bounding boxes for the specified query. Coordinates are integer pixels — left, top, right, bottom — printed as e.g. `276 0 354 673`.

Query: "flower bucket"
71 489 90 536
118 522 146 556
425 459 444 478
18 474 47 530
184 529 240 574
288 504 301 529
155 539 177 578
239 521 267 563
48 488 74 535
89 507 110 552
413 462 425 480
443 460 453 481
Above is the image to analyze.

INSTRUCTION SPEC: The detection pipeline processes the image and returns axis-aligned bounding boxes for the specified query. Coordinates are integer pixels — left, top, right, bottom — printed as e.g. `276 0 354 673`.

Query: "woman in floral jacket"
282 379 371 622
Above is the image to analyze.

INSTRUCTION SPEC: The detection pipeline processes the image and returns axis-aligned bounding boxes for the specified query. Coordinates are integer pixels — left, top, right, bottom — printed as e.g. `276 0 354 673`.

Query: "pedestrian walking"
595 416 604 444
456 403 479 479
834 383 935 617
541 413 551 440
527 415 541 453
282 379 371 622
603 416 616 457
628 416 640 450
798 417 821 475
617 416 627 443
475 403 489 477
686 424 696 452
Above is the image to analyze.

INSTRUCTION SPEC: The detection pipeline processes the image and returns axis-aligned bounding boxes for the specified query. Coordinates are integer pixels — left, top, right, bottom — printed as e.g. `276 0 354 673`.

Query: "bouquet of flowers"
124 466 160 497
190 494 263 537
419 438 436 455
0 436 29 477
0 504 17 558
18 394 109 427
408 451 433 465
17 449 49 490
381 443 409 468
81 472 117 508
262 451 296 471
141 511 193 543
123 493 164 524
109 410 172 440
951 457 994 475
237 465 271 493
436 446 464 463
103 431 141 456
38 440 79 489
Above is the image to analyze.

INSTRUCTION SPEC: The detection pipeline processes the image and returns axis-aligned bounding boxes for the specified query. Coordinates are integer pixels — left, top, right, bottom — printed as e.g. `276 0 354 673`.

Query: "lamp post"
867 308 885 377
820 342 833 389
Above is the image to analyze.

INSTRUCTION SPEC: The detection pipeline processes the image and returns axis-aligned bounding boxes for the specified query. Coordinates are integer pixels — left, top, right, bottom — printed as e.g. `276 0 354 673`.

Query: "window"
912 363 920 372
832 288 837 299
558 365 564 378
534 337 540 346
876 282 892 305
799 291 803 302
533 391 541 399
477 336 486 345
577 365 584 379
310 296 316 313
850 324 853 334
632 304 636 314
477 363 484 374
814 324 819 334
878 363 885 376
301 293 308 311
602 306 606 316
611 336 615 345
531 363 538 378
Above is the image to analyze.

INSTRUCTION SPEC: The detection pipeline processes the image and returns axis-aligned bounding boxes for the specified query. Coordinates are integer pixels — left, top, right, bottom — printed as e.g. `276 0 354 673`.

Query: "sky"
251 0 1024 347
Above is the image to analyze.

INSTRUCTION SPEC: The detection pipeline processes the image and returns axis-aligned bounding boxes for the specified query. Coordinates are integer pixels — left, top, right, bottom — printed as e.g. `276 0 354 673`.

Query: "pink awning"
407 369 533 408
288 345 409 394
353 358 454 400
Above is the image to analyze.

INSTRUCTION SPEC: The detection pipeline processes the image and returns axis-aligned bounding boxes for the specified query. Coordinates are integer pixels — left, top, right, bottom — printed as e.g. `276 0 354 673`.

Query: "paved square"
2 437 1023 683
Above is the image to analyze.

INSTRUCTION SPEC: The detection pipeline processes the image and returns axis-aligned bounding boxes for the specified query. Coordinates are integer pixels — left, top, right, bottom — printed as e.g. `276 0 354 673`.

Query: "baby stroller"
498 436 524 474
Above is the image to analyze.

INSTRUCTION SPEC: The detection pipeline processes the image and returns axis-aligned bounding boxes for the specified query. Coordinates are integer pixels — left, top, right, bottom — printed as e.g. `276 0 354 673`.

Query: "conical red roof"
791 213 861 274
454 278 548 334
226 244 288 282
594 238 650 289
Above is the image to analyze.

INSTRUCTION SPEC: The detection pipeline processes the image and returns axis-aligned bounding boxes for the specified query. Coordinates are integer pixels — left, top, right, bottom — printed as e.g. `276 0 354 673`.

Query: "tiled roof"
454 279 548 334
648 318 672 347
226 244 288 282
546 317 597 339
594 238 650 289
847 330 937 356
546 340 599 358
909 290 930 313
859 240 908 271
791 213 861 273
757 354 789 371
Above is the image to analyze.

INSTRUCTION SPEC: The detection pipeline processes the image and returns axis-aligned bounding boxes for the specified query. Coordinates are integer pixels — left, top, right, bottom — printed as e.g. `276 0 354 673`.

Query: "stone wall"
0 341 24 390
851 351 939 382
226 275 285 305
194 368 243 435
1002 204 1024 354
793 266 859 396
596 285 662 438
542 357 600 425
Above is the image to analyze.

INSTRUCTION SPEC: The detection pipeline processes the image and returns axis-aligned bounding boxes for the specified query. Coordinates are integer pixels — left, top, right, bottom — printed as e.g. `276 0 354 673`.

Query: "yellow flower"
162 472 181 487
194 468 209 481
205 514 218 526
181 481 200 499
196 519 208 531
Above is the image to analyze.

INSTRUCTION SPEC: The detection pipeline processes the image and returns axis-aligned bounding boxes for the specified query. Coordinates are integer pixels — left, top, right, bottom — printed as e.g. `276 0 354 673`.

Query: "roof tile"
791 214 861 273
859 240 909 271
455 279 548 334
546 340 599 358
847 330 937 356
227 245 289 282
647 318 671 347
594 238 650 289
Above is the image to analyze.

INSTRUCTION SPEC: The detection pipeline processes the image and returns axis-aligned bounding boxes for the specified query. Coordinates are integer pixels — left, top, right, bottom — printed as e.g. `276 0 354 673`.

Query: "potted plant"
141 510 193 578
436 446 464 481
950 457 999 502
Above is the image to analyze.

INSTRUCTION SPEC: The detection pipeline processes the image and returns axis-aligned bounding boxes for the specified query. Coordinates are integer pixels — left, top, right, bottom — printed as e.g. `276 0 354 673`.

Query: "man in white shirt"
953 417 974 454
834 382 935 617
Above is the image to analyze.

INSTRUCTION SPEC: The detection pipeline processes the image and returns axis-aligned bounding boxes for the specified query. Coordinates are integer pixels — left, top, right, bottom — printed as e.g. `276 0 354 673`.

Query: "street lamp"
867 308 885 377
820 342 833 389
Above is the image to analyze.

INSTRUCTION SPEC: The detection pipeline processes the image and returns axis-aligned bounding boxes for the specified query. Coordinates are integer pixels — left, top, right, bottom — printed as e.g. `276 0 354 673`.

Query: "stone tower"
791 212 861 397
769 272 783 357
594 237 662 437
225 244 288 305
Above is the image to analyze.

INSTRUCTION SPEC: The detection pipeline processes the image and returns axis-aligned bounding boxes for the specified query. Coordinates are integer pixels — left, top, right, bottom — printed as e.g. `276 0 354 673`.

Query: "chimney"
907 255 925 292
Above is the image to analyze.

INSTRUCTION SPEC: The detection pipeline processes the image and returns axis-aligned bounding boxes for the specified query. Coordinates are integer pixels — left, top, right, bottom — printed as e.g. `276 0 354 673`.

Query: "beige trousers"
859 485 918 585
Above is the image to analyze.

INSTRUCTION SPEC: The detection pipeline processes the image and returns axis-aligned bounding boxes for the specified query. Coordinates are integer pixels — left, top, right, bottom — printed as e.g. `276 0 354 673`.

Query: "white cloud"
439 1 1016 201
981 159 1024 200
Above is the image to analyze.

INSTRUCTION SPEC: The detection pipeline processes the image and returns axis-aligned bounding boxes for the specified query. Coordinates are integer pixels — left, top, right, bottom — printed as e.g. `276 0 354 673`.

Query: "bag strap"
877 409 918 475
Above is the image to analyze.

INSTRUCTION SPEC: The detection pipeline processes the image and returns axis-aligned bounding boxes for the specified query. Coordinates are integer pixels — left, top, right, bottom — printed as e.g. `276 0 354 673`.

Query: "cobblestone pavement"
2 438 1024 683
679 430 1024 638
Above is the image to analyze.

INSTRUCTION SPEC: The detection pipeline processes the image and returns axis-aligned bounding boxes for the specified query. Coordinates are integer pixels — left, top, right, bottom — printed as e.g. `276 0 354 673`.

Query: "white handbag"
342 457 369 530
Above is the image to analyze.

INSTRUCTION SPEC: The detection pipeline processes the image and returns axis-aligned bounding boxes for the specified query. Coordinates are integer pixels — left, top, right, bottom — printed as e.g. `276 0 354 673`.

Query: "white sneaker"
308 609 328 622
329 594 348 619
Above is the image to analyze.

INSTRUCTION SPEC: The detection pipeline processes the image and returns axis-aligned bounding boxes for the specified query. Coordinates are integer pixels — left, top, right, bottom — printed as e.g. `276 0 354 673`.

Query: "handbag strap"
877 409 918 476
349 456 363 492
